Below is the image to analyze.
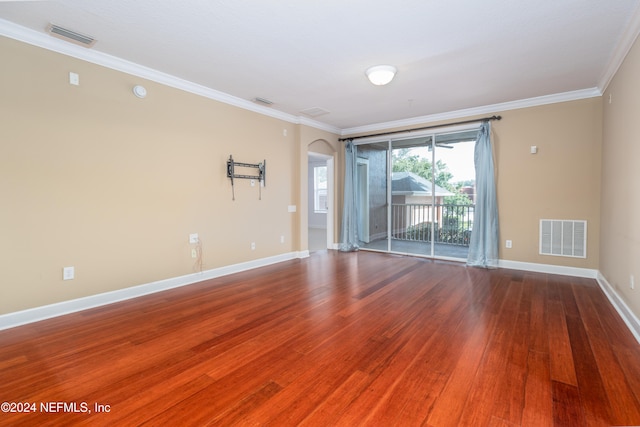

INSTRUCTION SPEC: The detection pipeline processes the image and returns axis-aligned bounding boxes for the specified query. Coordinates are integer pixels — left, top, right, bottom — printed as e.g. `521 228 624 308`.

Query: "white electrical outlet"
63 266 75 280
251 242 256 250
280 235 285 243
631 275 635 290
191 249 197 258
505 240 512 248
69 72 79 86
189 233 199 244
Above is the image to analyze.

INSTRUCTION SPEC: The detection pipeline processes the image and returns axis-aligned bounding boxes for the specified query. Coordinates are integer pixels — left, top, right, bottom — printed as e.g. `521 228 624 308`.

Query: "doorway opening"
308 152 334 252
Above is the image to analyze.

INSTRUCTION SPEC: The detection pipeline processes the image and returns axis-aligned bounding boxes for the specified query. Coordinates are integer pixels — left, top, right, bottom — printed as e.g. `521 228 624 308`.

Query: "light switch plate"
63 266 75 280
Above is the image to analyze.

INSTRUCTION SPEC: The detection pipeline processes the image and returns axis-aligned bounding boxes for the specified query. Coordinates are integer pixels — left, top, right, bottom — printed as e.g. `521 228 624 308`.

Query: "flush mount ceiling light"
365 65 397 85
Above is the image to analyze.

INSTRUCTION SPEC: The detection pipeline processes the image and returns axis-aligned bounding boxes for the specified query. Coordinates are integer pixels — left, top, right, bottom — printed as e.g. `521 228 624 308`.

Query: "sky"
408 140 476 182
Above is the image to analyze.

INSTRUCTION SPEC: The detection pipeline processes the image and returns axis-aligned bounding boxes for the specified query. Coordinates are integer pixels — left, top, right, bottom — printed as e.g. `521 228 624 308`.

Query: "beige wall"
0 37 340 314
601 35 640 317
494 98 602 268
344 97 603 270
0 33 617 317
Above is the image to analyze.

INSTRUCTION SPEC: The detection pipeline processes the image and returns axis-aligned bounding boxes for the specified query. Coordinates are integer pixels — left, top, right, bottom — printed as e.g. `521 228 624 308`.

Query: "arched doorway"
308 141 335 252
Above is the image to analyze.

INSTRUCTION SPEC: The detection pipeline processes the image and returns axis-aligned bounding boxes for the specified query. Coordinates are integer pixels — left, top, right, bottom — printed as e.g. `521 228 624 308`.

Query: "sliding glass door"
357 128 477 261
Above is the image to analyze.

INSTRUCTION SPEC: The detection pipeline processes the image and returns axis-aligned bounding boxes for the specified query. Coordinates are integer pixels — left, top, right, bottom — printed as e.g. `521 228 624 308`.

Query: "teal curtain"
339 141 360 252
467 122 499 268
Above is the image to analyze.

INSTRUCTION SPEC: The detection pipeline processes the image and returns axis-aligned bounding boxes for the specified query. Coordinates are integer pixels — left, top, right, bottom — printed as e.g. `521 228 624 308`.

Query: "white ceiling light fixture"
366 65 397 86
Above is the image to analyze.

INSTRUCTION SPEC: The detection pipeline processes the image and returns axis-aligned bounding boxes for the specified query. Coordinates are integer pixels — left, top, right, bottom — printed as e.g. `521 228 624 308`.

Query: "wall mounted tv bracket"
226 155 266 200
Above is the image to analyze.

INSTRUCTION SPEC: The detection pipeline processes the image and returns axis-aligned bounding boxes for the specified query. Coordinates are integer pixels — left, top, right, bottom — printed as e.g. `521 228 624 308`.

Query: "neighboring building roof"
391 172 454 196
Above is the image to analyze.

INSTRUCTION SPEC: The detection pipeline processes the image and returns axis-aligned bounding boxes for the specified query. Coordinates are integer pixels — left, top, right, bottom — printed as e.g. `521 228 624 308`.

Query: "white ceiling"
1 0 640 133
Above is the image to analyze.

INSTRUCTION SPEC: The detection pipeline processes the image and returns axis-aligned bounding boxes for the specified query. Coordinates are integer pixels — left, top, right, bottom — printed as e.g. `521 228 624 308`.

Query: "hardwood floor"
1 250 640 426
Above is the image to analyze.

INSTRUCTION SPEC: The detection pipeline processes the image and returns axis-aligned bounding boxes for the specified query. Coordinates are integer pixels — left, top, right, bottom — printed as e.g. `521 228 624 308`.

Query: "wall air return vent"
539 219 587 258
47 24 96 47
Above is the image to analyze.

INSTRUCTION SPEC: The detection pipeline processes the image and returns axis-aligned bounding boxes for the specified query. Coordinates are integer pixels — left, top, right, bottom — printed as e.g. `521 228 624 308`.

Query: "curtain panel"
467 122 499 268
339 141 360 252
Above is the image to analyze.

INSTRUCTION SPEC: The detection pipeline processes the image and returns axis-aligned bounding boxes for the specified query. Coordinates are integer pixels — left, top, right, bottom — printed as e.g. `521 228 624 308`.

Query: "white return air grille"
539 219 587 258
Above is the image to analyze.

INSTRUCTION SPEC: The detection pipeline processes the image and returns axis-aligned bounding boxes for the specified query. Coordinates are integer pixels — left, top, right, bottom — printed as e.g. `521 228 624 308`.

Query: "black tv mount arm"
226 155 266 200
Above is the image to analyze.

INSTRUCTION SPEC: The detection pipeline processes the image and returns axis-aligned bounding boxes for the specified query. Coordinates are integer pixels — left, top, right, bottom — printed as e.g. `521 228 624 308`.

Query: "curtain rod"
338 115 502 142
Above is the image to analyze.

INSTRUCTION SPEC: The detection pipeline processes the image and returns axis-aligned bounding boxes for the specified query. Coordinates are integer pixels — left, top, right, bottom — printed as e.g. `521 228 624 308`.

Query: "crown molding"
341 88 601 136
298 116 342 134
0 18 608 138
598 2 640 92
0 19 334 131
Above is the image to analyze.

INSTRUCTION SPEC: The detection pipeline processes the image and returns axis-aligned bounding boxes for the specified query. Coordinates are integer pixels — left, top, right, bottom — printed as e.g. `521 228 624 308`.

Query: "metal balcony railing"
391 203 474 246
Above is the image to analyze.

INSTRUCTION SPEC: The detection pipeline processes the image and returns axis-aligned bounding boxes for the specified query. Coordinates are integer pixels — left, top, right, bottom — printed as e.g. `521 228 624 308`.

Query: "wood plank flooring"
1 250 640 426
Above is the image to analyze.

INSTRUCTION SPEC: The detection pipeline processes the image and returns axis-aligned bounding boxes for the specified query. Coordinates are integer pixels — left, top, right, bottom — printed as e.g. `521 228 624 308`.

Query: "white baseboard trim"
596 272 640 344
297 250 310 258
498 261 640 344
7 251 634 346
0 251 308 331
498 259 598 279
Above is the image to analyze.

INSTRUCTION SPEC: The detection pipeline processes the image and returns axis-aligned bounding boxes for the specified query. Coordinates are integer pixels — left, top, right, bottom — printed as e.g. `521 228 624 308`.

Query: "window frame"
313 165 328 213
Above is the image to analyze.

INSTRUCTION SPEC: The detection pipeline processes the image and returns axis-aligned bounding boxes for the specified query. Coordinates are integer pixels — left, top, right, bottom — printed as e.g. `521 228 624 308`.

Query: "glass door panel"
356 142 389 251
390 136 434 256
432 132 476 259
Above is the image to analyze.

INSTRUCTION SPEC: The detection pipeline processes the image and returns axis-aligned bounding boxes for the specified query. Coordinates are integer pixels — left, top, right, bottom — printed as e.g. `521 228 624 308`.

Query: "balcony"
361 203 474 260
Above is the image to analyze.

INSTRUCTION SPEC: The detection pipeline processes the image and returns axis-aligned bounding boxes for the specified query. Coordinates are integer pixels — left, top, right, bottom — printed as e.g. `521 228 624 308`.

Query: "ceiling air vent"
47 24 96 47
300 107 330 118
539 219 587 258
253 97 274 106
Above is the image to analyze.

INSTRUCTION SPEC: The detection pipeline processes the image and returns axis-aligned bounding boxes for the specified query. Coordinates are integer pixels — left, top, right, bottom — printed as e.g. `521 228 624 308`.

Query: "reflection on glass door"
354 142 389 252
357 158 369 243
357 129 477 261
